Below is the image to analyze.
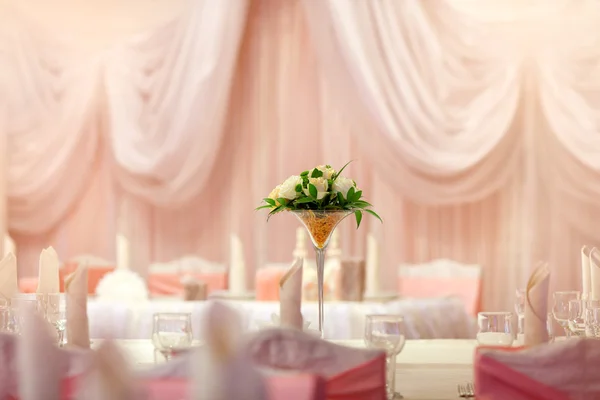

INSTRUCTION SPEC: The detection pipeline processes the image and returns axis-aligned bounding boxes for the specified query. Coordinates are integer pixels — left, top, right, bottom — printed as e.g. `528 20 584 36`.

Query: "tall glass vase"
292 210 352 338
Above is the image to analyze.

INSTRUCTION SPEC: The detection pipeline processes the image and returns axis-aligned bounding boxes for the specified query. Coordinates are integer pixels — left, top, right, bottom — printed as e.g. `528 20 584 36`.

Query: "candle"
365 234 380 295
116 234 130 270
228 234 247 294
582 246 591 298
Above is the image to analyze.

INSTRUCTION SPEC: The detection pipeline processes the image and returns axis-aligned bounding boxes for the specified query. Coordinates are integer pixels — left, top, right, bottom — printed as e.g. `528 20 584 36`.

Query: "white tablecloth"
98 339 477 400
88 297 475 340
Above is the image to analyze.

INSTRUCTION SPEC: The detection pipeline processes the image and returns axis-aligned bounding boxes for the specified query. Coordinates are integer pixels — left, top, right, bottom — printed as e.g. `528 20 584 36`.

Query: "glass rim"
478 311 512 316
365 314 404 321
153 312 192 318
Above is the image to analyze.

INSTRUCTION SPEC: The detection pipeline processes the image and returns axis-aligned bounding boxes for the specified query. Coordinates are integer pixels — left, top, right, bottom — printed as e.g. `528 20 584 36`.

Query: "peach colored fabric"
63 262 115 295
256 267 287 301
147 272 227 296
20 266 112 295
398 277 481 316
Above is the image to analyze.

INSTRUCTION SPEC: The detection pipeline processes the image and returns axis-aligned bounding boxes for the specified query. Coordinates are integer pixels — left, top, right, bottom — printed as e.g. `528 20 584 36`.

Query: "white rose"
279 175 302 200
268 185 281 201
312 165 336 180
332 175 356 199
303 177 329 200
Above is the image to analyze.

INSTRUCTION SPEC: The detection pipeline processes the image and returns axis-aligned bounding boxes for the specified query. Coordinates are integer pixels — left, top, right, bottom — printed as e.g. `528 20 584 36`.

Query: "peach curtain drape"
2 0 600 310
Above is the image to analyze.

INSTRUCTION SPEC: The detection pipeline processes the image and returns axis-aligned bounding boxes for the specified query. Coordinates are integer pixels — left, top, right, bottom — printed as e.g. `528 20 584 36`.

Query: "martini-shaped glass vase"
292 209 353 338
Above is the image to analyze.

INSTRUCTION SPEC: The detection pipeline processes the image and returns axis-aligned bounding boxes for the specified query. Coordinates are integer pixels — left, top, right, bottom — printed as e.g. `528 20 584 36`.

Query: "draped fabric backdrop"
1 0 600 311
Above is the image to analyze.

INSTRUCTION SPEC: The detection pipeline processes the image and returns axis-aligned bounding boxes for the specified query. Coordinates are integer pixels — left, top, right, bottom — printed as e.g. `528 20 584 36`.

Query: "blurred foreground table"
95 339 475 400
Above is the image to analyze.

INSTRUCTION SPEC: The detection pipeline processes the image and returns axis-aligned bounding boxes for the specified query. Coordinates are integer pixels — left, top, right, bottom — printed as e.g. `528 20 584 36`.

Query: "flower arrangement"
256 162 382 230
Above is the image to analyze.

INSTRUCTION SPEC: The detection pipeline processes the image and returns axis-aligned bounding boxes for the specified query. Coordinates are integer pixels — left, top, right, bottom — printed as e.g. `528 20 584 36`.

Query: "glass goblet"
152 313 193 359
567 299 585 337
364 315 406 400
552 291 581 337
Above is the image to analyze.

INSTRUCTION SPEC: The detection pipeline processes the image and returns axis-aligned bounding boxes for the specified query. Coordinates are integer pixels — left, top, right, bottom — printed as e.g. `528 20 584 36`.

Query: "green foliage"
256 161 383 227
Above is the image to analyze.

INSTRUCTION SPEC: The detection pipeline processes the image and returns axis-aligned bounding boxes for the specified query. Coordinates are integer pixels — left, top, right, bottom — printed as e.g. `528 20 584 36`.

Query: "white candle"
582 246 592 298
365 234 380 295
116 234 130 270
228 235 246 294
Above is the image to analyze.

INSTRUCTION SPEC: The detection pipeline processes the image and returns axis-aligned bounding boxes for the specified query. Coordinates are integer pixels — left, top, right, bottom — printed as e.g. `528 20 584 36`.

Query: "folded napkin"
280 258 303 330
0 252 17 302
18 309 69 400
193 301 267 400
37 246 60 295
524 262 550 346
244 328 386 399
590 248 600 300
75 341 139 400
475 338 600 399
66 264 90 348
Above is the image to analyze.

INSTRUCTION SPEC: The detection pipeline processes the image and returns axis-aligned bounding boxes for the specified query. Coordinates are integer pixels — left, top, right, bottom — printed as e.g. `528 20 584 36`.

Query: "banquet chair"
147 255 227 297
397 259 482 316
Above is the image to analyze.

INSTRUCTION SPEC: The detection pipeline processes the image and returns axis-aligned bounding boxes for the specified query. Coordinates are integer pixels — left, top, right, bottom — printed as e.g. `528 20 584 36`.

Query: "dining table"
93 338 477 400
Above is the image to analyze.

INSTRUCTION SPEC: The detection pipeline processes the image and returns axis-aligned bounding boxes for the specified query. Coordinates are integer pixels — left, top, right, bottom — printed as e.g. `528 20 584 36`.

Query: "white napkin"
524 262 550 346
76 341 138 400
18 309 68 400
228 235 247 294
582 246 592 298
36 247 60 295
192 301 267 400
66 264 90 348
590 248 600 300
279 258 304 330
0 253 18 301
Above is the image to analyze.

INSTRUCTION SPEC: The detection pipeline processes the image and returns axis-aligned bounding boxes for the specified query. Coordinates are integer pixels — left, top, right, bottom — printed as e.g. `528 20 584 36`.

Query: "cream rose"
268 185 281 200
311 165 336 180
303 177 329 200
332 175 356 199
279 175 302 200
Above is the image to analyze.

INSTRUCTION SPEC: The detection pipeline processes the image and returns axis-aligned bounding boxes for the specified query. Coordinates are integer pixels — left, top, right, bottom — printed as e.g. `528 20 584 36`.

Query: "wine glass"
586 304 600 337
152 313 193 359
476 312 513 346
43 294 67 346
515 289 526 344
567 299 585 337
11 295 43 335
364 315 406 400
552 291 581 337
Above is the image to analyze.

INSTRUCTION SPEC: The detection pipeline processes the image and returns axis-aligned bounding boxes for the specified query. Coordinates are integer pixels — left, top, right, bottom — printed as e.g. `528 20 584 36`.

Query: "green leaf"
347 187 355 202
364 209 383 223
337 191 345 206
353 190 362 202
295 197 315 204
295 184 302 192
308 184 318 199
333 160 353 180
354 210 363 229
263 198 276 206
310 168 323 178
277 198 288 206
267 205 285 221
300 170 309 176
353 200 373 208
255 205 273 210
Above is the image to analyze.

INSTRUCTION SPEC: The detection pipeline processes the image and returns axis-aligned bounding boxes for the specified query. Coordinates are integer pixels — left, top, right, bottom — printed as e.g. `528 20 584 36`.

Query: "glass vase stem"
315 246 325 338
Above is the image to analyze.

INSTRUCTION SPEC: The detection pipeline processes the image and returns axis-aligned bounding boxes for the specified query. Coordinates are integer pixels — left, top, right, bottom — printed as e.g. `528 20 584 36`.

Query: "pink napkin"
75 340 139 400
66 264 90 349
279 258 303 330
18 309 69 400
244 328 386 399
524 263 550 346
475 338 600 399
36 247 60 295
0 253 18 302
192 301 268 400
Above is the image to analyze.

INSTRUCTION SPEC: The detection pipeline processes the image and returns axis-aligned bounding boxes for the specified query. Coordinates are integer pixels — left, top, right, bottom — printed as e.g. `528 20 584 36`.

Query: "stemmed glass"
476 312 514 346
11 294 43 335
364 315 406 400
585 300 600 337
43 294 67 346
152 313 193 360
552 291 581 337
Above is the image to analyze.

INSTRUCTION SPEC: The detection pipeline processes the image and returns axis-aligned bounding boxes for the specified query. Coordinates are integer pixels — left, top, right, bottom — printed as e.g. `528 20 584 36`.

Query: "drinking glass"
567 299 586 337
0 299 10 333
43 294 67 346
476 312 514 346
586 306 600 337
364 315 406 400
152 313 193 358
552 291 581 337
11 295 43 335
